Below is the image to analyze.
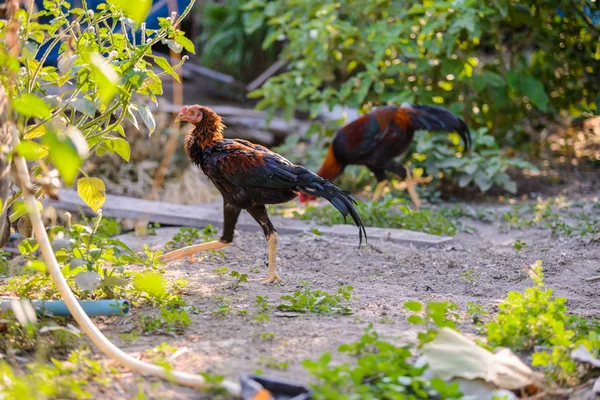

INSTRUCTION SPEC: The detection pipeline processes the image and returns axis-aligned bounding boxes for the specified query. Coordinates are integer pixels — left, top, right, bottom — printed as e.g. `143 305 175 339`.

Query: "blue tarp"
34 0 191 65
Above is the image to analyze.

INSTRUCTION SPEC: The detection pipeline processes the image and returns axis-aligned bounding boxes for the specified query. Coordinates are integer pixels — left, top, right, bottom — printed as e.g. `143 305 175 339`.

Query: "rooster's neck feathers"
184 108 226 165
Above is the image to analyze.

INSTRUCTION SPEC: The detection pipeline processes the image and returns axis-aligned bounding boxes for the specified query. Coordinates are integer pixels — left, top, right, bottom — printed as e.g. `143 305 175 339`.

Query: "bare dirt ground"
89 184 600 399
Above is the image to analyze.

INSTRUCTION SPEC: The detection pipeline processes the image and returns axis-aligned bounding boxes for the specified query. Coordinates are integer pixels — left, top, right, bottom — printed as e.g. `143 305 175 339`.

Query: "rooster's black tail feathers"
296 171 367 247
402 103 472 151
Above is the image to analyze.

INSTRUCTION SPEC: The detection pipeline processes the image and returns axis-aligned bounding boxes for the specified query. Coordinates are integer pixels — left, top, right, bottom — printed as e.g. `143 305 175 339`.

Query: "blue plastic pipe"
1 298 130 317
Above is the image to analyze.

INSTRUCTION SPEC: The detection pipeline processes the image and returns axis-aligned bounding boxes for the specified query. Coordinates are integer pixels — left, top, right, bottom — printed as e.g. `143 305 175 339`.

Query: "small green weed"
139 307 191 335
164 225 219 251
277 284 354 315
251 312 270 324
404 300 459 347
259 356 289 370
229 270 248 289
466 301 488 324
513 239 529 251
459 269 481 285
213 267 230 279
485 260 600 385
0 350 114 399
303 325 462 399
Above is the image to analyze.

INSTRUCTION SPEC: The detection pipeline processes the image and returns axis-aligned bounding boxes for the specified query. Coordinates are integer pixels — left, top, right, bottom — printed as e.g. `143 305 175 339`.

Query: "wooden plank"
246 60 288 92
44 189 452 246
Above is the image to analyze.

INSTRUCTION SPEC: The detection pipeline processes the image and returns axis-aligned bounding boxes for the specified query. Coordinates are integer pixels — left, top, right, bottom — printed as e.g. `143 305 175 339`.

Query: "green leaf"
43 126 87 185
90 53 119 105
70 98 96 116
175 35 195 54
243 10 265 34
26 260 46 273
110 137 131 161
109 0 151 27
24 124 47 139
16 140 48 160
407 315 426 325
137 104 156 135
133 271 167 299
154 56 180 83
19 238 39 255
521 76 549 112
77 177 106 213
12 94 50 119
404 301 423 312
75 271 102 292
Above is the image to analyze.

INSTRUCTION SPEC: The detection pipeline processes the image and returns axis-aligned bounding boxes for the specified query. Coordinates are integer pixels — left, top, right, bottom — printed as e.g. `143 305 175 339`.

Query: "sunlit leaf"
108 0 151 27
12 94 50 119
136 104 156 134
175 35 196 54
70 98 96 116
77 177 106 213
90 52 119 105
25 124 47 139
18 238 39 255
26 260 46 273
43 126 88 185
154 56 180 83
15 140 48 160
133 271 167 299
108 137 130 161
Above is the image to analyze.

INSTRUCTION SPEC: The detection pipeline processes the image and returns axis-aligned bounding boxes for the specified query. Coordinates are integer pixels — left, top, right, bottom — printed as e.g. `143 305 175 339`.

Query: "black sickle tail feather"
295 169 367 247
402 103 472 151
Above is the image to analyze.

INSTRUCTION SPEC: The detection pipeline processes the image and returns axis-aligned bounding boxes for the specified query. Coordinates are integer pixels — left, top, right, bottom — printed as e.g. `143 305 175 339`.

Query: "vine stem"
10 124 241 396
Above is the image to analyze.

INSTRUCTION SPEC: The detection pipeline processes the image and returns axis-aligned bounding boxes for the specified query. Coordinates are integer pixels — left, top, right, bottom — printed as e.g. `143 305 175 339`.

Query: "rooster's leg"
385 162 422 211
372 181 387 201
246 206 281 284
159 203 241 263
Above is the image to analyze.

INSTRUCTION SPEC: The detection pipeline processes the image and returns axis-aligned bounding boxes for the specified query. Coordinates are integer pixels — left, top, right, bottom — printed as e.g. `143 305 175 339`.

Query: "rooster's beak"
174 113 184 123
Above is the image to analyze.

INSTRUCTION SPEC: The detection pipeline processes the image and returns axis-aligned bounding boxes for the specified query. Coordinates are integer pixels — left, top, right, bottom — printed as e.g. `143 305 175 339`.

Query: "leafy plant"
164 225 218 251
277 284 354 315
485 260 600 385
303 325 463 399
1 0 195 216
410 127 538 193
0 350 114 399
404 300 459 347
139 307 191 335
248 0 598 136
198 0 278 82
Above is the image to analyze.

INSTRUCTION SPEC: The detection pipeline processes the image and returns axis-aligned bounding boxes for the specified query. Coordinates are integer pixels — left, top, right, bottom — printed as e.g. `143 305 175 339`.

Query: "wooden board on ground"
44 189 452 246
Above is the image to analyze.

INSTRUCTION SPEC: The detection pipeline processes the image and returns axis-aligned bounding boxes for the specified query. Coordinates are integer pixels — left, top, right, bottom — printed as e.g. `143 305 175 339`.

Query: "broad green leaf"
175 35 196 54
19 238 39 255
77 177 106 213
521 76 549 112
109 0 151 27
25 124 47 139
154 56 180 83
136 104 156 135
26 260 47 273
111 137 130 161
12 94 50 119
133 271 167 299
408 315 426 325
70 98 96 116
90 52 119 105
75 271 102 292
43 127 87 185
404 301 423 312
243 10 265 34
15 140 48 160
482 71 505 87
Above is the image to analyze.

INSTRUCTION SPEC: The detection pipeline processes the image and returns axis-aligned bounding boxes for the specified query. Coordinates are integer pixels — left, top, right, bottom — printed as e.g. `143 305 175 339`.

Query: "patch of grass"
164 225 219 251
277 284 354 315
303 325 462 399
0 350 114 399
292 199 460 236
404 301 459 347
259 356 289 370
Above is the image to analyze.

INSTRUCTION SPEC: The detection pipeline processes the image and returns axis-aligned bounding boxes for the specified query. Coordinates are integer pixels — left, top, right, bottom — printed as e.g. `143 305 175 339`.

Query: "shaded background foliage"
195 0 599 196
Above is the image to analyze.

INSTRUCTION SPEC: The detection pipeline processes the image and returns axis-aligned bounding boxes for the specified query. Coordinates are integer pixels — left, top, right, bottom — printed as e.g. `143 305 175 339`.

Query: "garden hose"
11 127 242 397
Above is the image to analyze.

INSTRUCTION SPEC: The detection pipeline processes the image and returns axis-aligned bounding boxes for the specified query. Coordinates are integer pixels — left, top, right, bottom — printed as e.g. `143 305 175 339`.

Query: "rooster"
158 105 367 284
299 104 471 209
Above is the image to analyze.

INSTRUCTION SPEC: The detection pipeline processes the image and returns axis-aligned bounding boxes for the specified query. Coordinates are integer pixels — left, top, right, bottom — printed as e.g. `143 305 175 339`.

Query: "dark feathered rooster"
158 105 367 284
299 104 471 209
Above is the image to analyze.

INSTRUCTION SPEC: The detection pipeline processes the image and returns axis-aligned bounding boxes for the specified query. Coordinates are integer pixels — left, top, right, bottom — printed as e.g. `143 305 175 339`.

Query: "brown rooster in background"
158 105 367 284
299 104 472 209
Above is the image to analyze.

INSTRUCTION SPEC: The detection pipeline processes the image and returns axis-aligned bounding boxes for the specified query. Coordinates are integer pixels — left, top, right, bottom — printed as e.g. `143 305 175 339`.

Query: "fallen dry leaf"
420 327 544 390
